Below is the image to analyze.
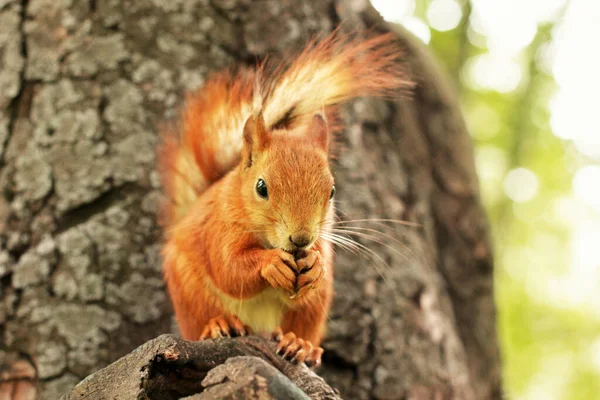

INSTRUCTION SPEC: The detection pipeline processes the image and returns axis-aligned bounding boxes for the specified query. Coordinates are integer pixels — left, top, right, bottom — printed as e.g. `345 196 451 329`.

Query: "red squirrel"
159 31 409 367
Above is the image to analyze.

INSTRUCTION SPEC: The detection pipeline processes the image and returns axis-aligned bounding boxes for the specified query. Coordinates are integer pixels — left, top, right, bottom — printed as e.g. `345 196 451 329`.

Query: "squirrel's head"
240 112 334 252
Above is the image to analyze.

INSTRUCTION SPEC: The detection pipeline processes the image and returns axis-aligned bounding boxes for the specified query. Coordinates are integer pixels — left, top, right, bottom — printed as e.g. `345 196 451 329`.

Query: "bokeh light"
573 166 600 214
371 0 431 43
549 0 600 159
426 0 462 32
466 53 523 93
372 0 600 398
504 168 539 203
370 0 415 24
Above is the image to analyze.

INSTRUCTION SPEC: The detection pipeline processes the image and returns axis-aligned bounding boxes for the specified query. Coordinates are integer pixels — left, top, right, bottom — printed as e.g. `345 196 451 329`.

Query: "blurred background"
371 0 600 399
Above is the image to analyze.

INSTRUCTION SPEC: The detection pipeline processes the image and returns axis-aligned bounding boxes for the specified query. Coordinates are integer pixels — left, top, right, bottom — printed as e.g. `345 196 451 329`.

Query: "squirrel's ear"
242 111 270 167
309 113 329 153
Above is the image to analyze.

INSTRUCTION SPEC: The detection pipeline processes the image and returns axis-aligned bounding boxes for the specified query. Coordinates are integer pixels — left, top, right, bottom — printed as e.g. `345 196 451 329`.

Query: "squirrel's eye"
256 179 268 199
330 185 336 200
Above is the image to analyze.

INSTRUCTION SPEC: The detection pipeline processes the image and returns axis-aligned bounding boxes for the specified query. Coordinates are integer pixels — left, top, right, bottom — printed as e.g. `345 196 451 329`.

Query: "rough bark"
0 0 501 399
61 334 339 400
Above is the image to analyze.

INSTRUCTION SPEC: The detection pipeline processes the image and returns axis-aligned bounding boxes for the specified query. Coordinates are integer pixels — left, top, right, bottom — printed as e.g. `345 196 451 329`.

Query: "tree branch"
61 334 341 400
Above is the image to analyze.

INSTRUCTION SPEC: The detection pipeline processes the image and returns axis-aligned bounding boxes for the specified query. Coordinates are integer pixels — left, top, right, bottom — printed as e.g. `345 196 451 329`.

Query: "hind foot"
271 328 323 368
199 315 251 340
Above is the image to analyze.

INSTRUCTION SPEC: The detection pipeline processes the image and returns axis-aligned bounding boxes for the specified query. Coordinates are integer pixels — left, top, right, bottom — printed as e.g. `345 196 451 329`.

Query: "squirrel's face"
241 113 334 252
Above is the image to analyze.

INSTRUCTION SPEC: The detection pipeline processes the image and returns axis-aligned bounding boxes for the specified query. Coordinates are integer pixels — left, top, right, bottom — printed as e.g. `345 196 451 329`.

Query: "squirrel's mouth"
281 244 314 257
281 246 301 256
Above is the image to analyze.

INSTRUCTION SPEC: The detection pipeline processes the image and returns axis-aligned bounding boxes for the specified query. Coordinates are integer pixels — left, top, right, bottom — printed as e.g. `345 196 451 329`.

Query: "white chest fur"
215 287 289 334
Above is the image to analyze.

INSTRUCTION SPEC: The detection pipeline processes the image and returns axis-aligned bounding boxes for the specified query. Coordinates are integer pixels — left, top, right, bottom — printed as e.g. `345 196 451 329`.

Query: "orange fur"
159 30 410 345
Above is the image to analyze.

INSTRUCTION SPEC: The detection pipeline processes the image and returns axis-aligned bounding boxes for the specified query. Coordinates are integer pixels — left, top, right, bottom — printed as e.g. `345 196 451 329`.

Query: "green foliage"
396 0 600 398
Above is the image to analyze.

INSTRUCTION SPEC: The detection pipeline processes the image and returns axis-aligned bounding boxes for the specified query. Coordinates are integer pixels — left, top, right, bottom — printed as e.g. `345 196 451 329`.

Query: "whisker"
323 231 390 266
330 228 408 261
320 234 361 258
321 232 392 288
321 215 423 263
330 227 413 261
329 233 391 272
321 232 362 254
333 218 421 227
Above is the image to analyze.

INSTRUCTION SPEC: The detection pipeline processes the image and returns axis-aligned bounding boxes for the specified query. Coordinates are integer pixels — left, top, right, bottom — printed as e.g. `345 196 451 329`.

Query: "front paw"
292 249 325 299
198 315 251 340
260 250 297 295
271 328 323 368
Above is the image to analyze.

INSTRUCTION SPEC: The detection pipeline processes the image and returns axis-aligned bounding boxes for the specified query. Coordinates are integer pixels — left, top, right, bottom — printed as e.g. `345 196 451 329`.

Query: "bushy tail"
159 30 411 227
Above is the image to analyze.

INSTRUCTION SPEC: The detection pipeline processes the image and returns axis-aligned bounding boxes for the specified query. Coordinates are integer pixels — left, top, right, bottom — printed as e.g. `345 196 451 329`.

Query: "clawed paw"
198 315 251 340
291 249 324 299
271 328 323 368
261 250 298 295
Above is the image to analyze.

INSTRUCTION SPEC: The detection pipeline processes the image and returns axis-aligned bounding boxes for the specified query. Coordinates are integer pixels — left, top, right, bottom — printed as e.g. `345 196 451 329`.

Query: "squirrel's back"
159 31 411 228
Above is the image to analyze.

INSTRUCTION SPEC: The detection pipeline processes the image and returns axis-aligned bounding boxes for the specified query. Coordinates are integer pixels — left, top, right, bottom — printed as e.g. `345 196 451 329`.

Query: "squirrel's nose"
289 233 312 249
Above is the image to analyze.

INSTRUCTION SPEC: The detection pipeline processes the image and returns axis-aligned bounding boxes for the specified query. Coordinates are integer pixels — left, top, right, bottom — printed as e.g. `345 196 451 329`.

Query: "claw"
198 315 251 340
292 348 306 364
272 329 323 367
271 327 284 342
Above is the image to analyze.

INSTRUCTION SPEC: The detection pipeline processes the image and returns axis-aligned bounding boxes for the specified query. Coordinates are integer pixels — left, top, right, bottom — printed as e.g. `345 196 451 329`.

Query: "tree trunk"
0 0 501 399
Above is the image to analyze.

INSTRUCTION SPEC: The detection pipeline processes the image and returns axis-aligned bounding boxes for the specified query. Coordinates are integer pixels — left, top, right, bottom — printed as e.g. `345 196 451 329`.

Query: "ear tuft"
242 111 270 167
309 113 329 152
